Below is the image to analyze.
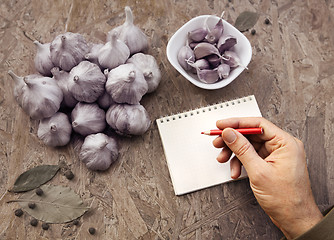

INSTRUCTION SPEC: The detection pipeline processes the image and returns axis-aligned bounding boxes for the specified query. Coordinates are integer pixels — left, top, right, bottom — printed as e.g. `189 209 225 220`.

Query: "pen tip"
201 132 204 134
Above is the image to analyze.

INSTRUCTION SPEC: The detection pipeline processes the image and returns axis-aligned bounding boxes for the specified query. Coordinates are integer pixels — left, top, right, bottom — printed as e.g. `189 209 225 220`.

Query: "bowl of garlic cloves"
166 14 252 90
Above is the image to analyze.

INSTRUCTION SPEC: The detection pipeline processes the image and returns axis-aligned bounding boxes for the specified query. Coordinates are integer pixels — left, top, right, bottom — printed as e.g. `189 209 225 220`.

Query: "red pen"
201 128 263 136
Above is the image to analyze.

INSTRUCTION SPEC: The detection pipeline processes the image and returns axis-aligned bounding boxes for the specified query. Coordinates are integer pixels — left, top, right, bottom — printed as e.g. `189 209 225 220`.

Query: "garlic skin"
51 67 78 108
8 70 63 120
37 112 72 147
105 63 148 104
71 102 106 136
205 18 224 44
106 103 150 136
34 41 54 77
107 6 148 55
127 53 161 93
68 61 106 103
50 32 89 71
98 33 130 70
85 43 104 67
79 133 119 171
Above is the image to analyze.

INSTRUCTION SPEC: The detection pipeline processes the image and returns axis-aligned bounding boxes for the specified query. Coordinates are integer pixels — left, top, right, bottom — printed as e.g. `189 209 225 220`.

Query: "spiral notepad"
156 95 262 195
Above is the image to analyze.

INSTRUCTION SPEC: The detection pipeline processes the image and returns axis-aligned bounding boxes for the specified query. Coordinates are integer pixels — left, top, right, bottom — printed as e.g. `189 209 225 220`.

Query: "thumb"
222 128 263 175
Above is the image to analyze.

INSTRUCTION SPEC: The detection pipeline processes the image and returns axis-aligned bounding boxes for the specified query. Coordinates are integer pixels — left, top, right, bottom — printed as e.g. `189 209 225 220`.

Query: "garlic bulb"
50 32 89 71
8 70 63 120
79 133 119 171
127 53 161 93
105 63 148 104
51 67 78 108
107 6 148 55
33 41 54 77
71 102 106 136
98 33 130 70
68 61 106 103
37 112 72 147
97 91 114 109
106 103 150 136
85 43 104 67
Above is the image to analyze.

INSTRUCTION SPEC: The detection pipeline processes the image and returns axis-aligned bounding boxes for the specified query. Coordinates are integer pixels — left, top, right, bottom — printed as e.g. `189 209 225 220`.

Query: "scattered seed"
42 222 49 230
264 18 270 24
73 219 80 226
28 202 36 209
251 29 256 35
30 218 38 227
14 209 23 217
65 170 74 180
88 227 96 235
36 188 43 196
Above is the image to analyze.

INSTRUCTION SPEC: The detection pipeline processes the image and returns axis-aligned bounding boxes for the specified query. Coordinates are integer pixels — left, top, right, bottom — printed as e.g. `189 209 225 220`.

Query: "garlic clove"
8 70 63 120
106 103 151 136
98 33 130 70
68 61 106 103
223 51 248 69
217 35 237 54
85 43 104 67
51 67 78 108
37 112 72 147
71 102 106 136
105 63 148 104
107 6 149 55
50 32 89 71
127 53 161 93
196 68 220 84
193 42 221 59
33 41 54 77
177 45 195 71
186 58 210 72
206 54 222 68
79 133 118 171
217 63 231 79
188 28 208 42
205 18 224 44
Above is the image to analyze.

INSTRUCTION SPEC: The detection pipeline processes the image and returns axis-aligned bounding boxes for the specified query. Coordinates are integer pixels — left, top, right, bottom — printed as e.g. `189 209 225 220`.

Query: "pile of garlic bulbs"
8 6 161 171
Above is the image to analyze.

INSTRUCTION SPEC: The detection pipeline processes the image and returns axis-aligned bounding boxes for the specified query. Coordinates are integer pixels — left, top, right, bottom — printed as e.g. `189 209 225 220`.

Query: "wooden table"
1 0 333 239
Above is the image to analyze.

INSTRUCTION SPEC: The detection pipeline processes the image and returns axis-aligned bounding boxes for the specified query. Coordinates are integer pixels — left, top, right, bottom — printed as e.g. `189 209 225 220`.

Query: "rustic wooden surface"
1 0 334 239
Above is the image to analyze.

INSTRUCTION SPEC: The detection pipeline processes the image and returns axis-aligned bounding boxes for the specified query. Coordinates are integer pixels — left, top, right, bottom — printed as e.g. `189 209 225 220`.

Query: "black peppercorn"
73 219 80 226
36 188 43 196
14 209 23 217
65 170 74 180
30 218 38 227
28 202 36 209
88 227 96 235
42 222 49 230
251 29 256 35
264 18 270 24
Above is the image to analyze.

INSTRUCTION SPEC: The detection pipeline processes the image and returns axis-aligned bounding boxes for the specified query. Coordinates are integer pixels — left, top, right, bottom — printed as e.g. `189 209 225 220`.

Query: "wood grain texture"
1 0 334 239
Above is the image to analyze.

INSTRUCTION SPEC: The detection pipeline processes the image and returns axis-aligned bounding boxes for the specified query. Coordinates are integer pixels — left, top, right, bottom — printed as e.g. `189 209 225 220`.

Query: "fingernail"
223 129 236 144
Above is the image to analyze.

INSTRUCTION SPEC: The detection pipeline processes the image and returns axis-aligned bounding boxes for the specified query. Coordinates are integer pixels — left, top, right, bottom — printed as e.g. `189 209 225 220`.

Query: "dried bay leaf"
9 185 89 223
234 11 259 32
10 165 60 192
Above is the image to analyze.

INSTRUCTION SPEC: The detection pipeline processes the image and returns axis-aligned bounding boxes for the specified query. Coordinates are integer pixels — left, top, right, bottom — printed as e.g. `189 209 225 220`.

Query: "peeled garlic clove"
196 68 219 84
106 103 151 136
85 43 104 67
71 102 106 136
193 42 221 59
217 35 237 53
188 28 208 42
105 63 148 104
37 112 72 147
51 67 78 108
98 33 130 70
177 45 195 71
8 70 63 120
107 6 148 55
127 53 161 93
205 18 224 44
80 133 119 171
33 41 54 77
206 54 221 68
223 51 248 69
68 61 106 103
217 63 231 79
97 91 114 109
50 32 89 71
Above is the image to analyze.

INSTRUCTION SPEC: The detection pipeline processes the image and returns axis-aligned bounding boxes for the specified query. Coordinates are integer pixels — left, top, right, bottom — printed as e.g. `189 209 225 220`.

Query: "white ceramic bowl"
166 15 252 90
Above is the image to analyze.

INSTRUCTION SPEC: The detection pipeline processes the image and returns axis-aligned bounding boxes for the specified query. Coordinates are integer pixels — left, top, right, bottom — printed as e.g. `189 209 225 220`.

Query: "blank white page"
156 95 262 195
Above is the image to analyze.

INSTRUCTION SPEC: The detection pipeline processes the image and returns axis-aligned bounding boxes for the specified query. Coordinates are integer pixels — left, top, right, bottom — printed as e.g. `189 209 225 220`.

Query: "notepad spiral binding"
158 95 254 124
